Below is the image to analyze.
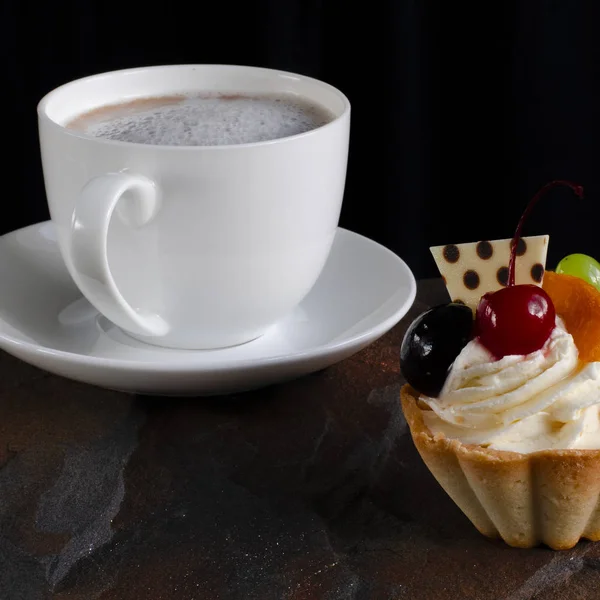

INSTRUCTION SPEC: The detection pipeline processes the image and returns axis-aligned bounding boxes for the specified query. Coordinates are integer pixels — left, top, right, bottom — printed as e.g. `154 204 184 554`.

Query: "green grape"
556 253 600 291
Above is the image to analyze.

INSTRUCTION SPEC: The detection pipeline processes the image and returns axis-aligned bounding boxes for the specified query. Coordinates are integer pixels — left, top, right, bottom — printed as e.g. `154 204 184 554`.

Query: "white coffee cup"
37 65 350 350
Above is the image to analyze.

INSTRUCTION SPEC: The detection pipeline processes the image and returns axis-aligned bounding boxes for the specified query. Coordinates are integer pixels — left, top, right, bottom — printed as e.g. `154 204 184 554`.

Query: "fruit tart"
400 180 600 550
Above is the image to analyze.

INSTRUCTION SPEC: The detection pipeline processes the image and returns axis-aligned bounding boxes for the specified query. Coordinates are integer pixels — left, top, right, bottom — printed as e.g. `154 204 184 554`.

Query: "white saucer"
0 222 416 396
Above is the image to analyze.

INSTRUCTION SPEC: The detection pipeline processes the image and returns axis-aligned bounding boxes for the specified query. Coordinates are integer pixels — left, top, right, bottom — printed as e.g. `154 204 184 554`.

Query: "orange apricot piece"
542 270 600 362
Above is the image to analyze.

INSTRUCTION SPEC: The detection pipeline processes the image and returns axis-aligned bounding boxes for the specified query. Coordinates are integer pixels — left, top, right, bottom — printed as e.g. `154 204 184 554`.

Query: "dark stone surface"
1 278 598 599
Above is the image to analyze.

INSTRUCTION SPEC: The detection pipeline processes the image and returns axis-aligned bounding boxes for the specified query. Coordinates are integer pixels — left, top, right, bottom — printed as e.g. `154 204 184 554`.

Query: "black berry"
400 303 474 397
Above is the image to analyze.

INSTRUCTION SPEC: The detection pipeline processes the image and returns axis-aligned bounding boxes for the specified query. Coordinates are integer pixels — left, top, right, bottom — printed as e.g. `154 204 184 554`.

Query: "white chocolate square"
430 235 549 312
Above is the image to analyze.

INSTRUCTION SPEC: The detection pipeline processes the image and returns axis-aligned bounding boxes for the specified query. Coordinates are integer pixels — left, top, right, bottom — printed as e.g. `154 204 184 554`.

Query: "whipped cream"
420 318 600 453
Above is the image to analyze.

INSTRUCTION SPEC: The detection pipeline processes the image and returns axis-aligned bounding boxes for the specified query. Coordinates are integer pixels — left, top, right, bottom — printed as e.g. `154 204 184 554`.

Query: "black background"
5 1 600 279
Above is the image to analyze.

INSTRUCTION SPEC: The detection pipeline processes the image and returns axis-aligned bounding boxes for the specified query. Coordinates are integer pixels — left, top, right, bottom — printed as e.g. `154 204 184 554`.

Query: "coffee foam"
68 93 333 146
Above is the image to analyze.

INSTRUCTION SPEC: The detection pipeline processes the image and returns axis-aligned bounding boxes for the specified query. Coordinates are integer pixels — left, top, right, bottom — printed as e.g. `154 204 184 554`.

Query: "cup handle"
69 171 169 337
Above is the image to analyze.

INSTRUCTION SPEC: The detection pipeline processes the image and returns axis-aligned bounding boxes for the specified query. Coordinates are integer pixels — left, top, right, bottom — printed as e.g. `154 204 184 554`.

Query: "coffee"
67 92 334 146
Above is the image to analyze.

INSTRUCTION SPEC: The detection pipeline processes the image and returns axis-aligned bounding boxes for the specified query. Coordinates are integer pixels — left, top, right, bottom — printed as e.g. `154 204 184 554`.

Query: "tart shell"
401 383 600 550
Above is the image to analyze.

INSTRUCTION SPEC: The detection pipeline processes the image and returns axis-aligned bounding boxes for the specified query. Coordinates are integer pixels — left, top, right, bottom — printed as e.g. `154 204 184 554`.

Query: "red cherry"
475 180 584 359
475 285 556 358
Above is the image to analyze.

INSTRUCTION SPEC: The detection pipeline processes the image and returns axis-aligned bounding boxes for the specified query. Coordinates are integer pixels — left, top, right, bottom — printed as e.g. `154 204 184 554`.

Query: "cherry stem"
507 180 584 286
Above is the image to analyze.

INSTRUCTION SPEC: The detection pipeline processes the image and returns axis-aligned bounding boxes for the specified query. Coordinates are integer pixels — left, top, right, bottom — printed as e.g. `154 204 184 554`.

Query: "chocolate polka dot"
442 275 447 285
497 266 509 286
510 238 527 256
454 299 465 305
442 244 460 263
463 270 480 290
476 241 493 260
531 263 544 283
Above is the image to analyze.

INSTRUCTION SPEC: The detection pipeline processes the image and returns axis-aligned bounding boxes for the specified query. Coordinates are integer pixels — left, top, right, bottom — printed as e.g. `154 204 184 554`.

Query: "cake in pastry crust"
399 181 600 549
